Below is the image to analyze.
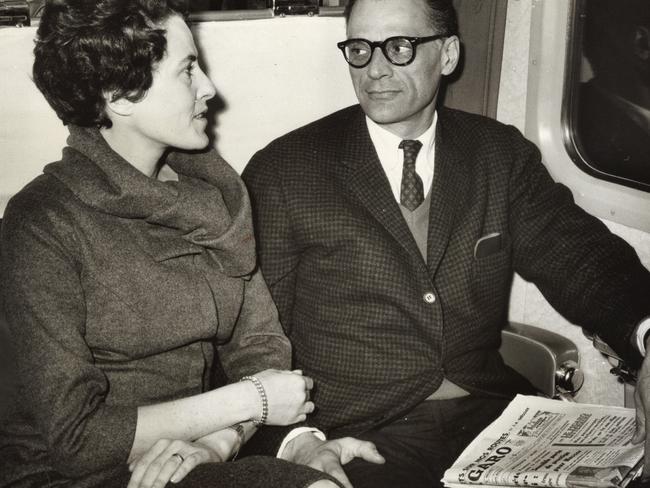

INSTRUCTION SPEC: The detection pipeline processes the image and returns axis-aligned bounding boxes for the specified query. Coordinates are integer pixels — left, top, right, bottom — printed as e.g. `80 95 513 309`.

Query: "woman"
0 1 339 487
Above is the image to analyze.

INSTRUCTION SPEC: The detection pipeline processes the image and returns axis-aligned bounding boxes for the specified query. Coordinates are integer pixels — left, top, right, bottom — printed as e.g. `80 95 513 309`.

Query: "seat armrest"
500 322 583 399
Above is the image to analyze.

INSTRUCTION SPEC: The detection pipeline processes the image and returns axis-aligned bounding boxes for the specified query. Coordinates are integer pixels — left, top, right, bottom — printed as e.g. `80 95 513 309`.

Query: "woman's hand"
197 427 245 463
253 369 315 425
127 438 222 488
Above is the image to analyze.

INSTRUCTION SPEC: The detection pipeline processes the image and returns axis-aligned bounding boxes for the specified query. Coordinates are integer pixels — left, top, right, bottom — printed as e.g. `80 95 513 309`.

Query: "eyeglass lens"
345 38 415 67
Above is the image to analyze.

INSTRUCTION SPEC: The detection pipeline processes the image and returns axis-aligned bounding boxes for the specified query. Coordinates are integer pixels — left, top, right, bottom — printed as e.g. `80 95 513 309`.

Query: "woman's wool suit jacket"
0 127 290 486
243 104 650 439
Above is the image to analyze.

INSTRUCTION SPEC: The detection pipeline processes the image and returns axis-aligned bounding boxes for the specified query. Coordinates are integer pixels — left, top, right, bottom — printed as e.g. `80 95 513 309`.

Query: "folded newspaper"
442 395 644 488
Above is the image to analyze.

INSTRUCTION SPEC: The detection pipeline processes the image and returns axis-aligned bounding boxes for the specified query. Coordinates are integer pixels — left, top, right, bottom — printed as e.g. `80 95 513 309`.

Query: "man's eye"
389 44 413 55
350 46 368 56
184 64 194 76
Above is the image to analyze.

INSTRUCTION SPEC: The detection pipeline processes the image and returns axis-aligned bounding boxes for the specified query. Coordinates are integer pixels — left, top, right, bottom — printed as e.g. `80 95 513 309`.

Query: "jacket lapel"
336 109 429 273
426 109 470 277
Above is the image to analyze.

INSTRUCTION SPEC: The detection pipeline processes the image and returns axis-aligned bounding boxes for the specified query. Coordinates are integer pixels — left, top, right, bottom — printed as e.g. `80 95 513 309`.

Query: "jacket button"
423 292 436 304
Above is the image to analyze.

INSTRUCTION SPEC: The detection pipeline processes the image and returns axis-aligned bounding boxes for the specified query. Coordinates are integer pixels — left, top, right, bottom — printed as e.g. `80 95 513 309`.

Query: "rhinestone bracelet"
241 375 268 425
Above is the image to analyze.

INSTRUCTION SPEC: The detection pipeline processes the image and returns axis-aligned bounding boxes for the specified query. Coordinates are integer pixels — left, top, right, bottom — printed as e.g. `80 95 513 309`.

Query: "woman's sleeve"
242 148 301 337
217 268 292 380
1 198 137 477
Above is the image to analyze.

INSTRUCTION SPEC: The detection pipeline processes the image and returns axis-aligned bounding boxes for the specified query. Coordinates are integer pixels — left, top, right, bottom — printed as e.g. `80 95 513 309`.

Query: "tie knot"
399 139 422 166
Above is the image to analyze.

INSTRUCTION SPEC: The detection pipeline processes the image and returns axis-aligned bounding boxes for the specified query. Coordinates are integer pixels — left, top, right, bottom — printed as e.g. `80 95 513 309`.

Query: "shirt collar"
365 112 438 171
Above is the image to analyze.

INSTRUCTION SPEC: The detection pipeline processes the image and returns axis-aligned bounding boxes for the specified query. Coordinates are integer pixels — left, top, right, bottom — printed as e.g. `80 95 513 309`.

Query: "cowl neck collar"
44 125 256 277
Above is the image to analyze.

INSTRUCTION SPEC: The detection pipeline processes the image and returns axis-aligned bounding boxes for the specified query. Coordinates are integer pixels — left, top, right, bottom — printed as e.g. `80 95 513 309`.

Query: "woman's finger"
139 448 185 488
127 440 171 488
170 446 216 484
129 442 215 488
170 451 204 484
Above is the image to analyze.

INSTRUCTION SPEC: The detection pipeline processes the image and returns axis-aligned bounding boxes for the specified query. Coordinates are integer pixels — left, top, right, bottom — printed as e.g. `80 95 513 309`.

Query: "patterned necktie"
399 139 424 211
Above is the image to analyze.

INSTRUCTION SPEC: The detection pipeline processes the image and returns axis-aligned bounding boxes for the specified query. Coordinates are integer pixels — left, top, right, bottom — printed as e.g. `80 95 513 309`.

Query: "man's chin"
362 104 404 126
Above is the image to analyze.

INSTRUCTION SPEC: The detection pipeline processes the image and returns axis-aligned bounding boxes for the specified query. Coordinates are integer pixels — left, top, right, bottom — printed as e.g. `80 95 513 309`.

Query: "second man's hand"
280 432 385 488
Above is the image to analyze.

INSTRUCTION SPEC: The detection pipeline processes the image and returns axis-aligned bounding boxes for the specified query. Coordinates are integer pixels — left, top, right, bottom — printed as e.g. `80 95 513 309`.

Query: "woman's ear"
104 92 135 118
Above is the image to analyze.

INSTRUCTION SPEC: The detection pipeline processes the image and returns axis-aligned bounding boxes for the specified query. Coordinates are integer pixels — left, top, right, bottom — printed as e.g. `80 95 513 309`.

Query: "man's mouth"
366 90 400 100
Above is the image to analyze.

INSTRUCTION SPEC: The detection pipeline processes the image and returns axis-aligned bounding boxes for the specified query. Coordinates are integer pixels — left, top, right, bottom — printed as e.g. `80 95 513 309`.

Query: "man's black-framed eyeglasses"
337 35 446 68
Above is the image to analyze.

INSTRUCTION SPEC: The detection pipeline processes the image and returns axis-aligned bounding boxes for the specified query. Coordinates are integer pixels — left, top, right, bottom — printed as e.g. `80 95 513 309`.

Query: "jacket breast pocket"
470 238 513 315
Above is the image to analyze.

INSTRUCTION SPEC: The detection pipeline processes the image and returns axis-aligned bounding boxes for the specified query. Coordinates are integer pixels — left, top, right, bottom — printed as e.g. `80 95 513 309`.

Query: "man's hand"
280 432 385 488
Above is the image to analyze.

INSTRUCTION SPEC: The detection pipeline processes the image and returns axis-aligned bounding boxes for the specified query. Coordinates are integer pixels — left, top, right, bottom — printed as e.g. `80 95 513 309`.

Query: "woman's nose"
196 68 217 101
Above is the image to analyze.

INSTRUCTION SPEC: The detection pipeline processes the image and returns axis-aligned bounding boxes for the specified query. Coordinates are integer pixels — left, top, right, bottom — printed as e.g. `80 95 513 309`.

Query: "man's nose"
366 46 393 79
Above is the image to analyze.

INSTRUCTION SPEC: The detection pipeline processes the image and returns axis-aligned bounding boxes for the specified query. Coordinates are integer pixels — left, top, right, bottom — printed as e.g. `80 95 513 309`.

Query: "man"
578 0 650 187
242 0 650 487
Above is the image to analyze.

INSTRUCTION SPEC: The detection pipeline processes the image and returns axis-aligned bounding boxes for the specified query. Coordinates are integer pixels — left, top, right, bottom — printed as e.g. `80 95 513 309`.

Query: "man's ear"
441 35 460 76
104 92 135 118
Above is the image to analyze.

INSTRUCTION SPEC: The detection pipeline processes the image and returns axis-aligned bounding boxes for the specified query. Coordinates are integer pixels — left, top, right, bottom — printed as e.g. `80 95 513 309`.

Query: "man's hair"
33 0 189 128
344 0 459 37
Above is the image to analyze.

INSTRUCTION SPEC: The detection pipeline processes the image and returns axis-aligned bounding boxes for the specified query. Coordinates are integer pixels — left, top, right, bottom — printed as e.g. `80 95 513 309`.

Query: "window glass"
188 0 346 11
24 1 347 18
567 0 650 192
189 0 269 10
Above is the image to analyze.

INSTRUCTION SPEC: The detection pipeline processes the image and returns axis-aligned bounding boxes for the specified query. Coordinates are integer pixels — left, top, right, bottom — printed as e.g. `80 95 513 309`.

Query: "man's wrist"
277 428 326 461
633 317 650 357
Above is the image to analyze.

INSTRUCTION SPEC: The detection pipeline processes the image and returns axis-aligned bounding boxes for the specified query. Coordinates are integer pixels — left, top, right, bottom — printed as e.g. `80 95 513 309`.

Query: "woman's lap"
96 456 335 488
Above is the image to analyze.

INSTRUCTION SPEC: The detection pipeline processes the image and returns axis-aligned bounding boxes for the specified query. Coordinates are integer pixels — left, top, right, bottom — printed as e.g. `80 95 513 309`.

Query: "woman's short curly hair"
33 0 189 128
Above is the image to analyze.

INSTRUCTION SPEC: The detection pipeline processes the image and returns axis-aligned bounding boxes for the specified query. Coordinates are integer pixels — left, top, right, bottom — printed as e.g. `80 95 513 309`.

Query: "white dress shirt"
365 112 438 202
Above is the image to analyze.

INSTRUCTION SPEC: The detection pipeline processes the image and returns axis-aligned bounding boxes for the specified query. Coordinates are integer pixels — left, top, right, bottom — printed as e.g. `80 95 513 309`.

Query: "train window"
187 0 347 11
190 0 270 9
525 0 650 233
23 1 347 23
564 0 650 192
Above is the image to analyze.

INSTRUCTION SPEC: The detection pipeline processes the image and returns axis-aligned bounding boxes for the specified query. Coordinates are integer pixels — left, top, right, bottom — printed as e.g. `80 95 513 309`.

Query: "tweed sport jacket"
243 105 650 442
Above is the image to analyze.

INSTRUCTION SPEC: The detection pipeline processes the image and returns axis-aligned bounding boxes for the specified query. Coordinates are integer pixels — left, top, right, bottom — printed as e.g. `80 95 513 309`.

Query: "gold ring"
172 453 184 463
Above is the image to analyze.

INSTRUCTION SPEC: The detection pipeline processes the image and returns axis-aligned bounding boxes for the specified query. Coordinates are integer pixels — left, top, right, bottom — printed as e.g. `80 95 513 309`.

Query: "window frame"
561 0 650 194
525 0 650 233
188 6 344 22
21 1 345 24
